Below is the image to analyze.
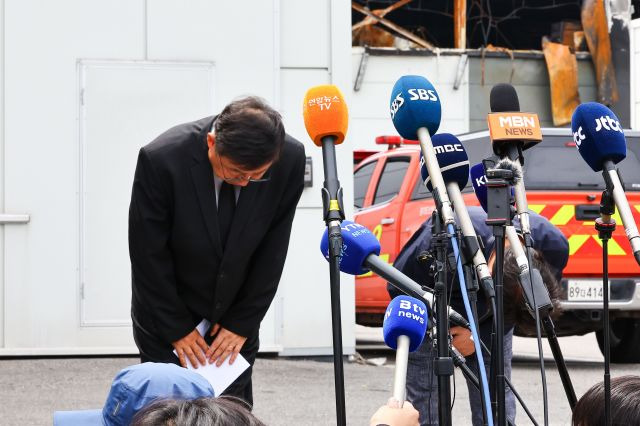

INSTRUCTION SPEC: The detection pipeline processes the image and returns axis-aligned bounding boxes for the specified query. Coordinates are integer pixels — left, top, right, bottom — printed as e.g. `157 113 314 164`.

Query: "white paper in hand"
173 319 250 396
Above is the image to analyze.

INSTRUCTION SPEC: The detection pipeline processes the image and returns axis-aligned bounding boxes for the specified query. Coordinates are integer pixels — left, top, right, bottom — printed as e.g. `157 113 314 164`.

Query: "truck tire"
596 318 640 363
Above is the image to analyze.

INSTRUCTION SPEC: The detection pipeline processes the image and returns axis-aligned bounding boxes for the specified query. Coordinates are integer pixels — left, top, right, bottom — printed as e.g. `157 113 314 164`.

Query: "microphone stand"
485 166 513 426
504 148 578 412
319 137 346 426
595 176 616 426
514 236 578 409
451 347 533 426
454 228 489 426
431 210 453 426
541 316 578 409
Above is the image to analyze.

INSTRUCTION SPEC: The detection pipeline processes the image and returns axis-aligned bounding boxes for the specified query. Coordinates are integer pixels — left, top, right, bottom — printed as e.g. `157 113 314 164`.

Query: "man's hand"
450 326 475 357
172 329 209 369
206 324 248 366
370 399 419 426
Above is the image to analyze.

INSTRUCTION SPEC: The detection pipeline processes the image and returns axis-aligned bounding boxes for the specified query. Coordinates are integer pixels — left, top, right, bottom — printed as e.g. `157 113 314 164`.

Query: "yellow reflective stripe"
592 235 626 255
329 200 340 211
611 208 623 225
528 204 546 215
609 239 626 256
361 226 383 276
550 205 575 226
372 224 383 241
568 234 590 255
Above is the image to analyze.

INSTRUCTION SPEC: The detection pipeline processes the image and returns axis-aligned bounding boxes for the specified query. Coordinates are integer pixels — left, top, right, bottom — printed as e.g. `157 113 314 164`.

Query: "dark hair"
130 396 266 426
572 375 640 426
213 96 285 170
498 248 562 332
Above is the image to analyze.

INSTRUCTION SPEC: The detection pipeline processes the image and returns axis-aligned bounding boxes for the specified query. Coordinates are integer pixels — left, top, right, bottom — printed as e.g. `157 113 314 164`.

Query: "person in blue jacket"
388 207 568 426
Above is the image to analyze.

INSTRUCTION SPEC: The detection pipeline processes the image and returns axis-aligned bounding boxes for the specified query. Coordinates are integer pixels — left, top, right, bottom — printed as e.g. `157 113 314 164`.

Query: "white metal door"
3 60 216 354
78 61 215 328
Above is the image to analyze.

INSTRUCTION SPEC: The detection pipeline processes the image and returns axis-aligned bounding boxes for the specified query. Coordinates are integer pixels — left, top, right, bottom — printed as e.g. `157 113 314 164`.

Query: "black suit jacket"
129 116 306 346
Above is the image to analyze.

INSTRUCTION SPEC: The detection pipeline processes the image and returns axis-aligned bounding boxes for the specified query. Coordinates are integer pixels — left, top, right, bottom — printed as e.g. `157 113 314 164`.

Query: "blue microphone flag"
320 220 380 275
470 163 488 212
571 102 626 172
420 133 469 192
383 295 428 352
389 75 441 140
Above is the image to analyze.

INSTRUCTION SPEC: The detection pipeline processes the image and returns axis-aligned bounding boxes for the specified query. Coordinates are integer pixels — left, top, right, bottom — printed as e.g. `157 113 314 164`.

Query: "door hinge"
80 88 85 106
80 282 85 299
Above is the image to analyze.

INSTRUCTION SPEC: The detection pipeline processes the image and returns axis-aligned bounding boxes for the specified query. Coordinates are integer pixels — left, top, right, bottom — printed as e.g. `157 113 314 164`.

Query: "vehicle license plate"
567 280 609 302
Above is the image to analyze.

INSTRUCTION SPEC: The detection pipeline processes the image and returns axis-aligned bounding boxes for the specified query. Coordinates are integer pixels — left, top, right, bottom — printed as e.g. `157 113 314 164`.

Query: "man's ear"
207 133 215 149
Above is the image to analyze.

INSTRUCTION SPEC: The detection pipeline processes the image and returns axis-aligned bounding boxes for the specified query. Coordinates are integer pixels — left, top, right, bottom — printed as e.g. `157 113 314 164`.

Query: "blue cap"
571 102 626 172
390 75 441 140
420 133 469 192
470 162 488 212
383 296 428 352
320 220 381 275
53 363 215 426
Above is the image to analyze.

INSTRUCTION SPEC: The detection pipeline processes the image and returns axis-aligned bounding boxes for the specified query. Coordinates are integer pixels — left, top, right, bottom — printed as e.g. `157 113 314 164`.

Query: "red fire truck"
354 129 640 362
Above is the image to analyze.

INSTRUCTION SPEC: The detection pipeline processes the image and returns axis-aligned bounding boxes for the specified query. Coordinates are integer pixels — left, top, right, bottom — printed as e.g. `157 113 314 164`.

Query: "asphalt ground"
0 330 636 426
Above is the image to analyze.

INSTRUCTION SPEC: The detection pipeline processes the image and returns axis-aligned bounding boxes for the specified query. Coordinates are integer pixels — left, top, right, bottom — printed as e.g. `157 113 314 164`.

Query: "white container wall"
350 47 470 150
0 0 355 356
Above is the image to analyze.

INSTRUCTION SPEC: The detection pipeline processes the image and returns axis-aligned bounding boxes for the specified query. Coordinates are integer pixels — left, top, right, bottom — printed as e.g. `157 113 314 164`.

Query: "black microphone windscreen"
490 84 520 113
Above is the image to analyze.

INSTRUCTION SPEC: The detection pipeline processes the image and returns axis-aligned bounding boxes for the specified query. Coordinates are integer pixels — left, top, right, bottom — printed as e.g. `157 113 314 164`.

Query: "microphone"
389 75 455 225
571 102 640 265
303 85 350 426
420 134 495 298
470 163 489 212
488 83 543 157
488 83 543 242
383 295 428 405
319 220 470 328
303 85 348 251
470 163 553 315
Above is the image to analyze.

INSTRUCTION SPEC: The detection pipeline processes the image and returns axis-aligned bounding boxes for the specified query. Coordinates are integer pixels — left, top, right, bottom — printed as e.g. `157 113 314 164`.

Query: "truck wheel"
596 318 640 363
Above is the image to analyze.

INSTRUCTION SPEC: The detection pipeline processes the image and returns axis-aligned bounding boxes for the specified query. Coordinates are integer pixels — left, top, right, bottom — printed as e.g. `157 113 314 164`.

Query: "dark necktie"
218 181 236 250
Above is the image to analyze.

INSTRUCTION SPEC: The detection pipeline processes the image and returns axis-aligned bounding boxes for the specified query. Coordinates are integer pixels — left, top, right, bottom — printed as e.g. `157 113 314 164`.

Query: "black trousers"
133 312 260 407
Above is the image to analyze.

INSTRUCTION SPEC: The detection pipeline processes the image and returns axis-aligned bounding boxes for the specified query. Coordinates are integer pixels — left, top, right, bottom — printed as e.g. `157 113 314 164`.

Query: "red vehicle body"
353 129 640 361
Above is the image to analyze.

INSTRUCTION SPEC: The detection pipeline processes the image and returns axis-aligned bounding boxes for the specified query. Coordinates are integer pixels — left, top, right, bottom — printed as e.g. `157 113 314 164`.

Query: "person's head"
53 363 214 426
572 375 640 425
207 96 285 186
131 396 266 426
489 243 562 331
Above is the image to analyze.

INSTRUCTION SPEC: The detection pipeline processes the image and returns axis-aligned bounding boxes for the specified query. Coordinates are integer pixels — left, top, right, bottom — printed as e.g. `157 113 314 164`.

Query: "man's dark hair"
213 96 285 170
499 248 562 333
572 375 640 426
130 396 266 426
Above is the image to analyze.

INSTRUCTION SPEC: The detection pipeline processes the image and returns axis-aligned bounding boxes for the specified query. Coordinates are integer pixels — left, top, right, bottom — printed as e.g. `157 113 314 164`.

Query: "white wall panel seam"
273 0 281 110
143 0 148 60
76 61 86 332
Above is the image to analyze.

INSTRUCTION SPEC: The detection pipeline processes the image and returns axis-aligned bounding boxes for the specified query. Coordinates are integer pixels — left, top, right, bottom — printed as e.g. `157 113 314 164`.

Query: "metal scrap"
542 37 581 126
581 0 619 105
454 0 467 49
352 1 433 49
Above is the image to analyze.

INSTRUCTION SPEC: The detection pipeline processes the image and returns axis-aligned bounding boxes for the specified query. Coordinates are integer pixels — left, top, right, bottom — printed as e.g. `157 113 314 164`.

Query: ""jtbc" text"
594 115 622 133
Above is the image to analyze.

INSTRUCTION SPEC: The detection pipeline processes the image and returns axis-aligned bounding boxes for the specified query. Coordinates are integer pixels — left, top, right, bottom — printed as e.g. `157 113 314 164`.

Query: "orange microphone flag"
302 85 348 146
